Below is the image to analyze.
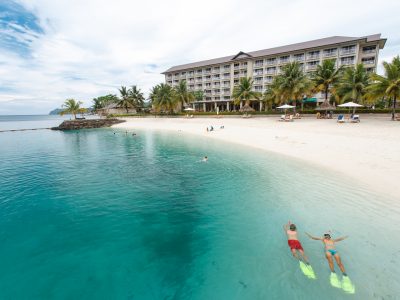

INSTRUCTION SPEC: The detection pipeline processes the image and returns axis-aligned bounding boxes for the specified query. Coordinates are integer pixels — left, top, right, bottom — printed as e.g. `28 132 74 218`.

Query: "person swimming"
202 156 208 162
306 232 348 276
284 221 309 264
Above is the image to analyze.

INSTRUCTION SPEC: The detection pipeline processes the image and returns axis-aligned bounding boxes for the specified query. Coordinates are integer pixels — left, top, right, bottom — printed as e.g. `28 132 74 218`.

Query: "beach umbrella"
337 102 363 114
276 104 295 109
239 104 256 113
276 104 295 115
315 101 336 111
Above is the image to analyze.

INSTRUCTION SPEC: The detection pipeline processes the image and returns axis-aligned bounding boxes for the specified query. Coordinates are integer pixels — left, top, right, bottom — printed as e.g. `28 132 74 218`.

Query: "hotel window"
341 45 356 55
323 48 337 57
280 56 290 63
224 88 230 93
205 83 211 87
307 51 320 59
234 79 239 84
361 57 375 65
234 63 240 69
265 76 273 83
224 96 230 100
363 46 376 53
196 69 202 74
266 67 276 74
224 64 230 69
206 97 211 101
340 56 355 65
266 58 276 65
293 53 304 61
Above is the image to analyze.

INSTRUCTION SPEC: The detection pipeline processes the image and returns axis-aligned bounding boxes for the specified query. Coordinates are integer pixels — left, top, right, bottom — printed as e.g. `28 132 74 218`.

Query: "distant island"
49 108 63 115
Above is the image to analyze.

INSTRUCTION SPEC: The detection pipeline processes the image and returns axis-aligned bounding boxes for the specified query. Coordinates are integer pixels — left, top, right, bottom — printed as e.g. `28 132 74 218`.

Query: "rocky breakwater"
52 118 125 130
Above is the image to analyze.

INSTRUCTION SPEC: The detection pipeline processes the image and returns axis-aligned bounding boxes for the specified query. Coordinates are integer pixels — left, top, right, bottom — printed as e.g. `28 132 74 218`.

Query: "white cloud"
0 0 400 114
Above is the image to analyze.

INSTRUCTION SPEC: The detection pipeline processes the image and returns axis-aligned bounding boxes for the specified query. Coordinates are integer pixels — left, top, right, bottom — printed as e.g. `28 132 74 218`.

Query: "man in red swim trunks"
284 221 310 264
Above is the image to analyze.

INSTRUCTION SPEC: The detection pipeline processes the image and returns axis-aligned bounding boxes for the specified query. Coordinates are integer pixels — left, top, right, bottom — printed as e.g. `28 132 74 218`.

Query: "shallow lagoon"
0 124 399 299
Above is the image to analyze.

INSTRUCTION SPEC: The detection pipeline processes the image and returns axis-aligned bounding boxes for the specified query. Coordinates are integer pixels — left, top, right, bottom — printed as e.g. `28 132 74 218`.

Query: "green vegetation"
86 55 400 120
232 77 261 107
92 94 119 110
59 99 86 119
367 56 400 120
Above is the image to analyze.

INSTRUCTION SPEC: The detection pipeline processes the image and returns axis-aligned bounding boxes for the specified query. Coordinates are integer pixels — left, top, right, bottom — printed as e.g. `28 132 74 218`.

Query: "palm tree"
232 77 260 108
174 80 194 111
151 83 177 113
276 62 313 110
367 56 400 120
261 79 283 111
60 99 84 119
336 64 370 104
129 85 145 108
92 94 118 111
311 59 343 105
118 86 134 113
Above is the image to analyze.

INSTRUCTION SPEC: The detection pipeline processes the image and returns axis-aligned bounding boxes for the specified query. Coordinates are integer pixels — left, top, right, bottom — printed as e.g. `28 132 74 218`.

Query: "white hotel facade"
162 34 386 112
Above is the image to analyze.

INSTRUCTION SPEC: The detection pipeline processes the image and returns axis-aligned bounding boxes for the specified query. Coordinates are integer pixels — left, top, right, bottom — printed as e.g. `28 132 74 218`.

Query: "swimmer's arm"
283 221 290 232
306 232 322 240
334 236 348 242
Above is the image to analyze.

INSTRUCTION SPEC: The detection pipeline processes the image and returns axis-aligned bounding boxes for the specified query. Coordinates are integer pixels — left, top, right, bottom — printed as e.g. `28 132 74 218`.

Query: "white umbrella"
184 107 195 111
338 102 363 114
277 104 295 109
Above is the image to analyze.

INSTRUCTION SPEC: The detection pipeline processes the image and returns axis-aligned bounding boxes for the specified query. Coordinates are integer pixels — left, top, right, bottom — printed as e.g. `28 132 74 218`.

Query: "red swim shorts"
288 240 303 251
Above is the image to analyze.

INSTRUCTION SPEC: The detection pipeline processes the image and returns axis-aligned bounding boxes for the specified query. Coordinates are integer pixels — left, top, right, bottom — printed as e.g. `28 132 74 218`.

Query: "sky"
0 0 400 115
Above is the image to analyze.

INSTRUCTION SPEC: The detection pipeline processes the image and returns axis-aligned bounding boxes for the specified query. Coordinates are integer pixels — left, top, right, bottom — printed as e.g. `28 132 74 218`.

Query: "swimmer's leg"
334 253 346 275
325 251 335 272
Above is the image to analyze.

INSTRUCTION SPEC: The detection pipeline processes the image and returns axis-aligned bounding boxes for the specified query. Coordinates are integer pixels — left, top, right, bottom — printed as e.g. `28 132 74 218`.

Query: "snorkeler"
306 232 347 275
284 221 316 279
202 156 208 162
306 232 354 293
284 221 309 264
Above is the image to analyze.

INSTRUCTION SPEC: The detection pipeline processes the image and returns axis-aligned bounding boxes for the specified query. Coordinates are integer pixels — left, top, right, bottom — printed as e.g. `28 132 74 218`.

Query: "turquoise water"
0 116 399 299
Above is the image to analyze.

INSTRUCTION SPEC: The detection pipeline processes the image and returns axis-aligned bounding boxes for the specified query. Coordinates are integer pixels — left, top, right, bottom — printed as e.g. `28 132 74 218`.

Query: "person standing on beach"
284 221 309 264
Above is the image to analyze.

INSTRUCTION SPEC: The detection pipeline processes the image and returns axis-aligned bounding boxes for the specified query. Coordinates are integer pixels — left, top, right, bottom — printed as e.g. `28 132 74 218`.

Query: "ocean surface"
0 115 399 299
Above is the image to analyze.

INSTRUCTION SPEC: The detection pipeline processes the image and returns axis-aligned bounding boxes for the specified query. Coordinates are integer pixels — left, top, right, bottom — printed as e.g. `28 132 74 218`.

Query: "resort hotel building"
162 34 386 112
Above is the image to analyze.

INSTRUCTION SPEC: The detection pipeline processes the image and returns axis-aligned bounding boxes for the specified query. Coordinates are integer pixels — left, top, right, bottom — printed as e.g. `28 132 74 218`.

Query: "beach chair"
278 115 286 121
293 113 301 119
337 114 345 123
284 115 294 122
350 115 360 123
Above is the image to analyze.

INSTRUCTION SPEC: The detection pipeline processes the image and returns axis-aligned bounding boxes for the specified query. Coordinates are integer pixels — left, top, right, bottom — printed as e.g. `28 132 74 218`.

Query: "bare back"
286 230 298 240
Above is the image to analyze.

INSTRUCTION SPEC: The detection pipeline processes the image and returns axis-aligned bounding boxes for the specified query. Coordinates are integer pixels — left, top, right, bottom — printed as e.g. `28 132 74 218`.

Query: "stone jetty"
51 118 125 130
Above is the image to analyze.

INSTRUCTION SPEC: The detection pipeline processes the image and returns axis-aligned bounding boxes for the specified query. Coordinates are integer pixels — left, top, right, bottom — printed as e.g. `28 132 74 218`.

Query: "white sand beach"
113 115 400 199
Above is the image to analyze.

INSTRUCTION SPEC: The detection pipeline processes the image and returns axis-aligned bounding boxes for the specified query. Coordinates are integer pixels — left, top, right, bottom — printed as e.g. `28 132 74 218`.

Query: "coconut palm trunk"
392 95 397 120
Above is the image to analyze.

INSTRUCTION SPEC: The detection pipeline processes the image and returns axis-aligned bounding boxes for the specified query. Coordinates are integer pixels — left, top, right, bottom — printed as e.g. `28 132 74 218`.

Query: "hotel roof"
162 34 386 74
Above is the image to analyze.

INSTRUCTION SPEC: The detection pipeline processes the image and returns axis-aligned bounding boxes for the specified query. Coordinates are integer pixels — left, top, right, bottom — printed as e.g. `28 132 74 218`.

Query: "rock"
51 118 125 130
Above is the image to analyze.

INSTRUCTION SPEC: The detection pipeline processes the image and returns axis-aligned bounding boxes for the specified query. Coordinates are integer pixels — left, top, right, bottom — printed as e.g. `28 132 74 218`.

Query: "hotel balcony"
212 69 220 74
254 63 263 68
279 59 290 65
307 54 320 60
266 69 276 75
293 56 305 62
266 60 276 65
306 64 318 71
253 72 263 76
340 49 356 56
362 49 376 55
234 65 240 70
362 59 375 65
340 60 355 66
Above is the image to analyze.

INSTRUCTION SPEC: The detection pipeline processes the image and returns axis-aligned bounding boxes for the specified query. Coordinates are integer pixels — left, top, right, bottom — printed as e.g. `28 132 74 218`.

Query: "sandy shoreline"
113 115 400 199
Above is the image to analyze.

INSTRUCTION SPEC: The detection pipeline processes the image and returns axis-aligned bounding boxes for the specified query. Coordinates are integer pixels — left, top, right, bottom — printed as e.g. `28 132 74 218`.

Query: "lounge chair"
350 115 360 123
293 113 301 119
395 114 400 121
337 114 345 123
284 115 294 122
278 115 286 121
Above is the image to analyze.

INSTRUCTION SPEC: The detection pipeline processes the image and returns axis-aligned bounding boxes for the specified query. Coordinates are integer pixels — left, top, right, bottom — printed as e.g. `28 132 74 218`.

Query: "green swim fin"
342 276 355 294
330 272 341 288
299 261 316 279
